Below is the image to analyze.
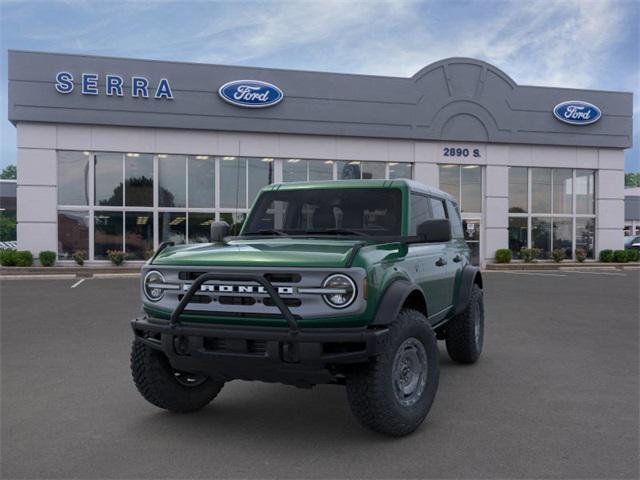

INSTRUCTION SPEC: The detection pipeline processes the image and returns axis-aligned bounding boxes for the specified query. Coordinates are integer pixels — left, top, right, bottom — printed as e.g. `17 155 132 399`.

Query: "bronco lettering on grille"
182 284 294 295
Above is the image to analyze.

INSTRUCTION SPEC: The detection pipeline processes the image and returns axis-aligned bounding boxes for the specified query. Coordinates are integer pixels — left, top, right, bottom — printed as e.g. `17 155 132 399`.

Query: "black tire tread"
445 284 484 364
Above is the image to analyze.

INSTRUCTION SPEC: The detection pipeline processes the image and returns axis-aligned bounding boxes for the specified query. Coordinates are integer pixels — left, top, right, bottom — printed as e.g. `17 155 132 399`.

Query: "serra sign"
218 80 283 108
553 101 601 125
55 72 174 99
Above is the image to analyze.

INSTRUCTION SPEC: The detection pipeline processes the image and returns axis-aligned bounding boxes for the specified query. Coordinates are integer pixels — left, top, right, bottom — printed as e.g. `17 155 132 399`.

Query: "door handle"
453 254 462 263
435 257 447 267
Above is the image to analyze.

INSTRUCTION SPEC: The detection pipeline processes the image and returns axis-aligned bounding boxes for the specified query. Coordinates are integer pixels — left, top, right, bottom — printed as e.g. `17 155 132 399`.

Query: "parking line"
567 270 626 276
70 278 86 288
489 271 567 277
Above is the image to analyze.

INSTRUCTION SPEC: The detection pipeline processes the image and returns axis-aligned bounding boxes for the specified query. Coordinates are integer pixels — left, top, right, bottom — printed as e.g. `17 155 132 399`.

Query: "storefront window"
552 217 572 258
576 218 595 258
508 167 528 213
95 153 123 206
576 170 595 214
552 169 572 214
361 161 385 180
337 161 362 180
159 212 186 244
58 210 89 259
309 160 333 180
388 162 412 179
124 153 153 207
438 165 459 201
220 212 246 235
461 165 482 212
508 217 527 258
531 168 552 213
94 211 123 259
188 213 214 243
158 155 186 208
58 151 90 205
125 212 153 260
220 157 246 208
531 217 551 259
188 156 215 208
283 159 307 182
248 158 273 205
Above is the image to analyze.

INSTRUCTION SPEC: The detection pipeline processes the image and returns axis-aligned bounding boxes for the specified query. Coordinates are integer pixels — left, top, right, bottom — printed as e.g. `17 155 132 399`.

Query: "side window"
446 200 464 238
410 193 432 235
430 198 447 220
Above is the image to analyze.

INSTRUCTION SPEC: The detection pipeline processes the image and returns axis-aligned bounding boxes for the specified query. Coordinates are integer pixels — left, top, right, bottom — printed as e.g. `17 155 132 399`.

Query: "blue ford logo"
218 80 283 108
553 100 601 125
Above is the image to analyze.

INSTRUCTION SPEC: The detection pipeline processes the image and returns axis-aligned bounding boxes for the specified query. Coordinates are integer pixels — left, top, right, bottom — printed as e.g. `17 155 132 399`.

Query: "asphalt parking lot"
1 270 639 479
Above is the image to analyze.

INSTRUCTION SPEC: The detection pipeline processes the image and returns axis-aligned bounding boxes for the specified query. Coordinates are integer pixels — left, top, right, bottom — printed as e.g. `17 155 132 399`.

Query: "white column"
483 164 509 264
596 149 625 253
16 123 58 258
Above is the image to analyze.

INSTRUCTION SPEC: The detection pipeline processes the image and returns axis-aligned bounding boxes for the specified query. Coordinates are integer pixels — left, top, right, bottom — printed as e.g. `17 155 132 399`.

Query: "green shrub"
613 250 628 263
575 249 587 263
39 250 56 267
551 249 565 263
15 250 34 267
626 249 639 262
73 250 87 266
0 249 17 266
107 249 127 266
599 249 614 262
495 249 512 263
520 248 533 263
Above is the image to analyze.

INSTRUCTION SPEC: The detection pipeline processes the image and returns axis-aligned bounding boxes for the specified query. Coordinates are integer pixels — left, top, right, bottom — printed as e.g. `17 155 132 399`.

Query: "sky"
1 0 638 172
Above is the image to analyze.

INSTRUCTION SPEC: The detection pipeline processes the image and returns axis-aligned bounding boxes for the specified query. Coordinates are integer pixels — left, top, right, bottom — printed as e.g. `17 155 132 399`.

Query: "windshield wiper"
244 229 289 236
305 228 370 237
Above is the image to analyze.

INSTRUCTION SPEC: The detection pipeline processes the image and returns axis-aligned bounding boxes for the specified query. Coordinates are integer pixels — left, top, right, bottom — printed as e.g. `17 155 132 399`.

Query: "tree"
1 165 16 179
625 173 640 188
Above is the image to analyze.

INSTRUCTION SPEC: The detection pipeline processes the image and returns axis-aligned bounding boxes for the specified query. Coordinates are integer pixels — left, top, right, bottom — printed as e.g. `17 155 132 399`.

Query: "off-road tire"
345 309 439 436
445 283 484 364
131 340 224 413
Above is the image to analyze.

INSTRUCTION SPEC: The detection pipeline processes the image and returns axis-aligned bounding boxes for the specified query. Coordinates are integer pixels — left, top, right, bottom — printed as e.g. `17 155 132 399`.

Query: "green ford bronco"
131 179 484 436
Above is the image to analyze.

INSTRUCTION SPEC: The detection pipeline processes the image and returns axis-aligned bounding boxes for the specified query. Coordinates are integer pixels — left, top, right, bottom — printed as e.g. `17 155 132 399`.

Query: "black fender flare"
370 279 427 326
454 265 483 315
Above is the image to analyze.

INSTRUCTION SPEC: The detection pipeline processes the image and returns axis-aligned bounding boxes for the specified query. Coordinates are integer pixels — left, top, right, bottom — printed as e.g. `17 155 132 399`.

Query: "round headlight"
322 274 356 309
143 270 165 302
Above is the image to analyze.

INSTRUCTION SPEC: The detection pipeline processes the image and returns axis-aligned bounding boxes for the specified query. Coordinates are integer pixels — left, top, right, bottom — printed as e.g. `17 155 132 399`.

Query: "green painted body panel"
144 180 470 328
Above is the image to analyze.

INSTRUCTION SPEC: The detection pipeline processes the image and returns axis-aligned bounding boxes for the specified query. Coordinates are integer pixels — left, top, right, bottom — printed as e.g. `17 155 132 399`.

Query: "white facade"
16 122 625 266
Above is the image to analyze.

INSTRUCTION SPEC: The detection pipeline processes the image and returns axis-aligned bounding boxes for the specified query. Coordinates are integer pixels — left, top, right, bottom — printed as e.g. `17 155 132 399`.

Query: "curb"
486 262 639 271
0 266 142 277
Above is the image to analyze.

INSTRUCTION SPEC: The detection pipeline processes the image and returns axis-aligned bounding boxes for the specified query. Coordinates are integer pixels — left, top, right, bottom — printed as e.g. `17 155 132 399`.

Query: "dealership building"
7 50 633 265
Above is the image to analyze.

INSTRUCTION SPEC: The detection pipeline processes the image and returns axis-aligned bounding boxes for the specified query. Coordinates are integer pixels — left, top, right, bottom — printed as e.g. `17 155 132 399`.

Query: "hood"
151 238 363 268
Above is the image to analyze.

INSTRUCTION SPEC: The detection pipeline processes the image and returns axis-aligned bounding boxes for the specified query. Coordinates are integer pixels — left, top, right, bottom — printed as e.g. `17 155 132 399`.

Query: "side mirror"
210 221 230 242
417 219 451 243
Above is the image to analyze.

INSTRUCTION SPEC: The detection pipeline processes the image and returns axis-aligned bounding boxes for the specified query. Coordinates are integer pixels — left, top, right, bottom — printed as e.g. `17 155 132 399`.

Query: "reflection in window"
248 158 273 205
438 165 459 201
125 212 154 260
159 212 186 244
575 170 595 214
125 153 153 207
410 194 431 235
158 155 186 207
552 169 572 214
531 168 551 213
552 217 572 258
220 157 246 208
58 151 90 205
388 163 412 179
508 167 528 213
576 218 595 258
338 161 362 179
95 153 123 206
94 211 123 259
447 201 464 238
508 217 527 258
188 212 214 243
220 212 246 236
430 198 447 219
531 217 551 258
58 210 89 259
188 156 215 208
461 165 482 212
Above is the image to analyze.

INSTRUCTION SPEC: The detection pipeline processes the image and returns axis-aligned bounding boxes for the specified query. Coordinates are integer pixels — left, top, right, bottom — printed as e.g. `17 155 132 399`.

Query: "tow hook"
281 341 299 363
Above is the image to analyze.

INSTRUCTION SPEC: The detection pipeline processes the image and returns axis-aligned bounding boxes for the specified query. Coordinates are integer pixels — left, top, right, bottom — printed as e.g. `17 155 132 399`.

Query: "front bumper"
131 316 388 386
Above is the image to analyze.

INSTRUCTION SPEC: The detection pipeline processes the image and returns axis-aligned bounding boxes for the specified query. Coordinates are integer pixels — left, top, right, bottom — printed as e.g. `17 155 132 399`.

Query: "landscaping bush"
39 250 56 267
72 250 87 266
626 249 639 262
551 249 565 263
144 249 155 260
613 250 628 263
107 249 127 266
15 250 34 267
599 249 614 262
520 248 534 263
0 249 17 266
575 249 587 263
495 249 512 263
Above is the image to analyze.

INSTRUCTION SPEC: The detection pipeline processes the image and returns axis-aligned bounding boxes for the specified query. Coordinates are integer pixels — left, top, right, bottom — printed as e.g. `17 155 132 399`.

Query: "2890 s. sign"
553 100 601 125
218 80 284 108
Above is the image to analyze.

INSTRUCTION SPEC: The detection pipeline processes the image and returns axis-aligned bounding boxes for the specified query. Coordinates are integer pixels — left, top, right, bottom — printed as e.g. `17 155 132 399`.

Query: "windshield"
242 188 402 237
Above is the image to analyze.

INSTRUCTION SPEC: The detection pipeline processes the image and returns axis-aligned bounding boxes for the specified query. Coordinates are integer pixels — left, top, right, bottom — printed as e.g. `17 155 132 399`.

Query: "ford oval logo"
553 100 601 125
218 80 284 108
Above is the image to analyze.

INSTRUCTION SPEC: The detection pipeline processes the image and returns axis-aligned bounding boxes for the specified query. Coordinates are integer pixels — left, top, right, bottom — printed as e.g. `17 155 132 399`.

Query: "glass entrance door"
462 218 481 266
